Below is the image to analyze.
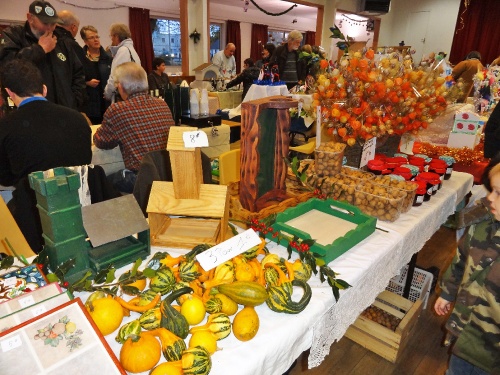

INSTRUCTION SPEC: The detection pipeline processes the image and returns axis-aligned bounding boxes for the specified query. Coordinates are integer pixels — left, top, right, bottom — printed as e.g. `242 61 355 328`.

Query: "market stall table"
208 90 243 110
74 171 472 375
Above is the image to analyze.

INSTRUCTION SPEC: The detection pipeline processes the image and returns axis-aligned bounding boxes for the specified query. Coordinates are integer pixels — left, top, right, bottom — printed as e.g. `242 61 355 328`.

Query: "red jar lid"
367 159 387 170
392 166 412 180
415 180 427 194
408 156 426 166
374 153 387 161
430 166 447 174
416 171 440 183
429 159 447 168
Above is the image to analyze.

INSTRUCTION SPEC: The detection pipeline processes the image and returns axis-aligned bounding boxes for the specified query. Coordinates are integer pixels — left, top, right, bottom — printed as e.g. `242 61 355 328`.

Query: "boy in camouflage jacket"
435 158 500 375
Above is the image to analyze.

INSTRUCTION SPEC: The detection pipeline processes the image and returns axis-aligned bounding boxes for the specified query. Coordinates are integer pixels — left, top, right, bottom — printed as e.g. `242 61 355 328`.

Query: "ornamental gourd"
150 266 176 295
182 346 212 375
115 319 142 344
179 259 201 282
160 287 193 339
139 308 161 330
144 327 187 361
266 279 312 314
214 281 268 306
189 312 231 340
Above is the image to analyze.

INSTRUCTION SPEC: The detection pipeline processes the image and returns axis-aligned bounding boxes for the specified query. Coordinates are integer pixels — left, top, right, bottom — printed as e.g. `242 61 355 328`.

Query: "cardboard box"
447 131 481 149
345 290 423 363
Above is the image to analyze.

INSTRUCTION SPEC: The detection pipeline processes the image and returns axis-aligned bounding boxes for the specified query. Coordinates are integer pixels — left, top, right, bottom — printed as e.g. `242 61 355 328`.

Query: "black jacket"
0 22 86 111
0 100 92 253
81 45 112 123
226 66 260 100
269 44 307 85
484 103 500 158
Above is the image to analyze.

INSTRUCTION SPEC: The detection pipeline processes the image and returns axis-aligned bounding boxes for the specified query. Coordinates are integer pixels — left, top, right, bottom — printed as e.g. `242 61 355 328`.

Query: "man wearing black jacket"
269 30 306 90
0 1 86 111
0 59 91 253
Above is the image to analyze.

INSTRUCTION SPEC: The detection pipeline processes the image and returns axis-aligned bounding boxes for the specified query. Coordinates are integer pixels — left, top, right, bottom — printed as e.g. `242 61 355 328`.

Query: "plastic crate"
386 265 433 308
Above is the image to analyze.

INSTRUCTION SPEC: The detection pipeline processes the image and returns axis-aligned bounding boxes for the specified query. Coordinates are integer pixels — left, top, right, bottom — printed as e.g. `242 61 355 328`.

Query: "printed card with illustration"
0 264 47 304
0 289 73 333
0 298 125 375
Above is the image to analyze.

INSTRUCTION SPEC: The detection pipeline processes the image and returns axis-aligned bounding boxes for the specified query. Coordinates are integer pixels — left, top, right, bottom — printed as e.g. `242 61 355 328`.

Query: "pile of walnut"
315 142 346 177
361 305 401 331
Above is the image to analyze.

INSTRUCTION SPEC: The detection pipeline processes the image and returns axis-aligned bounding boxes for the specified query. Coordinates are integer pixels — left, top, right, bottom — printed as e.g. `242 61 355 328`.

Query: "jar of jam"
413 180 428 205
392 166 413 180
408 156 427 172
416 172 441 196
429 159 448 189
367 159 390 175
439 156 455 180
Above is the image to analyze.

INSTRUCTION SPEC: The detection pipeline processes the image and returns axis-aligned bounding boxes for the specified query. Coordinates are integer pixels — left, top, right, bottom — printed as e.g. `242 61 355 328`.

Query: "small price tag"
182 131 209 148
360 137 376 168
1 335 22 353
32 304 47 316
18 295 35 309
196 229 262 271
3 277 17 288
399 133 415 155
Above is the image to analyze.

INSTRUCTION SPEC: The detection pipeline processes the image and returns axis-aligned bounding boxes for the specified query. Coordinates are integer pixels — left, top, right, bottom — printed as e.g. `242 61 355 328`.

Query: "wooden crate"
345 290 423 363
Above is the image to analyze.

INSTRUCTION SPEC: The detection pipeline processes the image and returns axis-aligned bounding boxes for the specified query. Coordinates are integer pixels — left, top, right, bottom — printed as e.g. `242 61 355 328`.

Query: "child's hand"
434 296 452 316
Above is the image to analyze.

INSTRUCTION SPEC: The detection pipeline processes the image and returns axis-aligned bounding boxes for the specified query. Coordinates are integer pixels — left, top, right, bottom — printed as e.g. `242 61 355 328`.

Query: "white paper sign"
360 137 376 168
18 295 35 309
1 335 22 352
182 131 209 148
399 133 415 155
32 304 47 316
196 229 262 271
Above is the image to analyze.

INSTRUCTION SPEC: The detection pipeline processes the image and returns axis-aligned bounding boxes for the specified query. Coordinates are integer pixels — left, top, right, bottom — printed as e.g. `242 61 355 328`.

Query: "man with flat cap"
0 1 86 111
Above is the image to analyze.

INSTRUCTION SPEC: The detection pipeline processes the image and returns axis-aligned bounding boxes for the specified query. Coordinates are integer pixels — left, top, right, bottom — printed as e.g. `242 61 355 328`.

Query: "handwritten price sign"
182 130 209 148
196 229 262 271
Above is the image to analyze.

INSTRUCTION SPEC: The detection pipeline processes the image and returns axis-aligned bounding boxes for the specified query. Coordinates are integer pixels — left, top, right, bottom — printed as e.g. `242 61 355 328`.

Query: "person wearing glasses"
80 25 112 124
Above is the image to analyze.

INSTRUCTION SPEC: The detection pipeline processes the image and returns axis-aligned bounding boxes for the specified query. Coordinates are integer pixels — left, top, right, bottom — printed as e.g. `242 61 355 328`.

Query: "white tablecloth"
80 171 473 375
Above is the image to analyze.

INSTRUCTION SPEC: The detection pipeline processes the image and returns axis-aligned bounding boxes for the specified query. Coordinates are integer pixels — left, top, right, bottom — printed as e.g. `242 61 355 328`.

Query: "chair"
218 148 241 185
289 137 316 158
289 116 315 145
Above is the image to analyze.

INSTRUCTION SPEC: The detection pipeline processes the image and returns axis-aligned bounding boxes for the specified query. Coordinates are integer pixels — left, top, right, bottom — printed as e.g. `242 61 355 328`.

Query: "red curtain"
304 31 316 46
449 0 500 66
250 24 268 63
129 7 154 73
226 20 241 74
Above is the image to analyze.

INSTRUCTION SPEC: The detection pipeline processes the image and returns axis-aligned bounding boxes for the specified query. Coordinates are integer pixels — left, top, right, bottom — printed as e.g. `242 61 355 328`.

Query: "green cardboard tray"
265 198 377 264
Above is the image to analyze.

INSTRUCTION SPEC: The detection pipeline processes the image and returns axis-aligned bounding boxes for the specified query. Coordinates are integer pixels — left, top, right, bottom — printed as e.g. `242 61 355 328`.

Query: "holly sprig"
249 215 351 302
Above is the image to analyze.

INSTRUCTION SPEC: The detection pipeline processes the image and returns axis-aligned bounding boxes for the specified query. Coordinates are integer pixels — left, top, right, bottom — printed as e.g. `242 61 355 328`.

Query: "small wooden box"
345 290 423 363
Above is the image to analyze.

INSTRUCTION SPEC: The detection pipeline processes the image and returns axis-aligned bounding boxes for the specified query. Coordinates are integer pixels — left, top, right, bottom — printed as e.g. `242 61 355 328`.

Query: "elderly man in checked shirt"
94 62 174 193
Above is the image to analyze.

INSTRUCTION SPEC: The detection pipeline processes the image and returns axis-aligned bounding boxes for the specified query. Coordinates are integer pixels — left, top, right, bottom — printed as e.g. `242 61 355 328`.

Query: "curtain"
449 0 500 66
250 24 268 63
129 7 154 73
304 31 316 46
226 20 241 74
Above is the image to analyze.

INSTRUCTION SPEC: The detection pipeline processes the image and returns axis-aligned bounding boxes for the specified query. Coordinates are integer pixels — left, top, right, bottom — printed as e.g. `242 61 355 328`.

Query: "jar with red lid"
385 156 407 170
413 180 428 205
367 159 390 175
392 166 412 180
439 156 455 180
408 156 426 172
416 172 440 196
429 159 447 188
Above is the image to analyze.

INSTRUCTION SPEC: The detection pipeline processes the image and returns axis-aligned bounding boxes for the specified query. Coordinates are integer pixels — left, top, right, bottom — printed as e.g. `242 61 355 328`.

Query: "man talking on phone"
0 1 86 111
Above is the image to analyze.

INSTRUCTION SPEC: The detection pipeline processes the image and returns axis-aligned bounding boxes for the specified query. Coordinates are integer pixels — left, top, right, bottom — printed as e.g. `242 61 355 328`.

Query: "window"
268 30 304 46
210 23 221 59
151 18 181 66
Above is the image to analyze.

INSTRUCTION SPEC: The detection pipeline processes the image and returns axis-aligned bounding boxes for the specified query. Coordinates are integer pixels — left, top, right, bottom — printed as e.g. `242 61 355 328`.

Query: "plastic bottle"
200 89 209 116
190 89 199 116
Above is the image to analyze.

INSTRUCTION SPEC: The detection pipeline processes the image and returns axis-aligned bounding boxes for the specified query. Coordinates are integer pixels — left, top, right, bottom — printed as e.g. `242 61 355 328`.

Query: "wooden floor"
289 226 457 375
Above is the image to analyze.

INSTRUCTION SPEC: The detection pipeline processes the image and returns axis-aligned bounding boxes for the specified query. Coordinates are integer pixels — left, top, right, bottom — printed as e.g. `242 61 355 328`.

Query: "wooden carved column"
239 96 298 212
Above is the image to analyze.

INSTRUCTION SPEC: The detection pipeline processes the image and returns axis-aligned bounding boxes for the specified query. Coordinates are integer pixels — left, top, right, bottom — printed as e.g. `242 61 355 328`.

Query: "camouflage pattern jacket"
440 201 500 373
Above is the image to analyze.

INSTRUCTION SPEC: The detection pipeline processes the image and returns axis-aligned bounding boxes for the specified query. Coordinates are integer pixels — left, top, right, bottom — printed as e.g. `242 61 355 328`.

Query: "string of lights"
341 14 370 26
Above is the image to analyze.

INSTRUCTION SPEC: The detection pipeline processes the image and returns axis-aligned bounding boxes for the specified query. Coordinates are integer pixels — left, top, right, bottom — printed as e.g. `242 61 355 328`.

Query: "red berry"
62 281 69 288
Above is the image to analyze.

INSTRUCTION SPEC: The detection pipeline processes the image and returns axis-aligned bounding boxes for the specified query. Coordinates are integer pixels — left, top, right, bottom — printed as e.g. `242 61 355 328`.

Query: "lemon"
181 296 206 326
188 331 218 354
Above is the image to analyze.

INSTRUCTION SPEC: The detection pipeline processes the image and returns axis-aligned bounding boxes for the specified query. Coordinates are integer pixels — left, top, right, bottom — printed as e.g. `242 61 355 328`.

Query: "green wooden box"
265 198 377 264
